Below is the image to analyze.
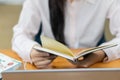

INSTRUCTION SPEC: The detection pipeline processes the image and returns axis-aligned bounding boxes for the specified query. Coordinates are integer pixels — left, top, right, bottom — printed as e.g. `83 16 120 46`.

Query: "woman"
12 0 120 68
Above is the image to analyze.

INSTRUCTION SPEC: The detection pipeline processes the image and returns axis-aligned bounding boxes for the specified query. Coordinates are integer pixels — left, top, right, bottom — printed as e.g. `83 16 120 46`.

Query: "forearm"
12 35 40 63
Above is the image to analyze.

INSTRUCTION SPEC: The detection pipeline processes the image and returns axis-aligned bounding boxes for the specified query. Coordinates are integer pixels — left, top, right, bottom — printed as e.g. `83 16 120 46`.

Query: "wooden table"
1 49 120 70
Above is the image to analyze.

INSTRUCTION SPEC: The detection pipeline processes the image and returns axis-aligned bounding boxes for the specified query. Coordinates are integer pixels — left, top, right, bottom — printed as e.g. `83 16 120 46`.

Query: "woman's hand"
72 50 106 68
30 48 56 69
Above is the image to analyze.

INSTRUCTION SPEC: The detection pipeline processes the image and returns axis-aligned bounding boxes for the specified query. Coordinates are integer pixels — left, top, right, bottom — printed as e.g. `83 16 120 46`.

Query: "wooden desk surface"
1 49 120 70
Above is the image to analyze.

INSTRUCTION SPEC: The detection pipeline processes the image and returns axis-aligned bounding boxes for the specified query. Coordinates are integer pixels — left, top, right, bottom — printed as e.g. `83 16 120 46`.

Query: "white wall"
0 0 25 5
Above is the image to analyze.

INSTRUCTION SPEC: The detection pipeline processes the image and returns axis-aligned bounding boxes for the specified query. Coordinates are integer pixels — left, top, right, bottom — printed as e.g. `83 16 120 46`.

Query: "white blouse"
12 0 120 63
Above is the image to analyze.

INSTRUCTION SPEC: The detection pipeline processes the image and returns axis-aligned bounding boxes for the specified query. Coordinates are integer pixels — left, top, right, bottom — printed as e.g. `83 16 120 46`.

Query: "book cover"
0 53 21 78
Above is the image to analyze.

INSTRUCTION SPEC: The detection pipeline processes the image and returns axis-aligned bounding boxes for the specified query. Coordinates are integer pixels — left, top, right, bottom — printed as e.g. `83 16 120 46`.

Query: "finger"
48 54 57 60
32 57 49 63
32 55 56 64
37 52 50 57
32 52 50 58
34 60 51 68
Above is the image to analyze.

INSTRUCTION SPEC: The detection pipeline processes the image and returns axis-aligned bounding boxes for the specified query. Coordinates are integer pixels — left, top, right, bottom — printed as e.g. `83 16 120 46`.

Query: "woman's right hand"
30 48 56 69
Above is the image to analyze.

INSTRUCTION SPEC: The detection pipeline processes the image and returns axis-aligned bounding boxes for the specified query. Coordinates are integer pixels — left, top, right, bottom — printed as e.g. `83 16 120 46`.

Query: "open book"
33 36 117 61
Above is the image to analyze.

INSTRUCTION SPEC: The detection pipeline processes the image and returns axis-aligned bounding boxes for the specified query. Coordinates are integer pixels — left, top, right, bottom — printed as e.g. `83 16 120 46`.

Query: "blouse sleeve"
12 0 42 63
102 0 120 62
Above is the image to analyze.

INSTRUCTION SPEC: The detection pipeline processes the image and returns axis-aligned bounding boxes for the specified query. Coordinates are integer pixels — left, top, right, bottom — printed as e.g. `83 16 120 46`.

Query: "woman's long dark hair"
49 0 66 44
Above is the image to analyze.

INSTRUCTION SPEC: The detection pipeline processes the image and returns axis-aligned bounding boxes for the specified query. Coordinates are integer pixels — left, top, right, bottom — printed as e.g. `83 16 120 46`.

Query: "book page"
41 36 74 57
33 46 74 61
75 44 117 59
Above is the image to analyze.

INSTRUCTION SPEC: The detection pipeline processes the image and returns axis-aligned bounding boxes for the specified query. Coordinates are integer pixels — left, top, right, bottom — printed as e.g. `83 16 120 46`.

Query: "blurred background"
0 0 24 49
0 0 114 49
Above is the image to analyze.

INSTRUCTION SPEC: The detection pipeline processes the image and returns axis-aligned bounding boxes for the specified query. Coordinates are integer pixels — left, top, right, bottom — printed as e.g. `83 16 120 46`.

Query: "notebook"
2 68 120 80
